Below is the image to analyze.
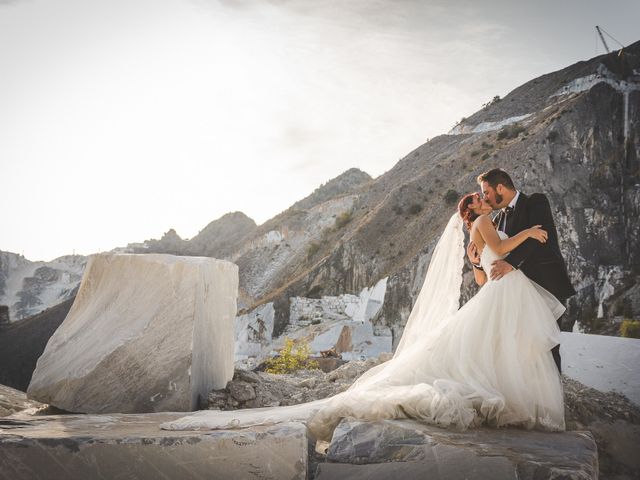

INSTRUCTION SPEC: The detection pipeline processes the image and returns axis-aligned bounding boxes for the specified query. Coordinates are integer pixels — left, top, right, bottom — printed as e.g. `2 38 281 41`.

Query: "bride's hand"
466 241 480 264
527 225 548 243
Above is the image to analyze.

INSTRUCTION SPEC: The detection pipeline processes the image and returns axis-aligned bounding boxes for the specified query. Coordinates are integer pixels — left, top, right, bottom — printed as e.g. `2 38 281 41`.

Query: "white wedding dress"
161 213 566 441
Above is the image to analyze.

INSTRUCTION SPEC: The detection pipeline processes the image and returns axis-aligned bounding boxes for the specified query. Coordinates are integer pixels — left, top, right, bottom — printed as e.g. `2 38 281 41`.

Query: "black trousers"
551 298 571 374
551 332 562 374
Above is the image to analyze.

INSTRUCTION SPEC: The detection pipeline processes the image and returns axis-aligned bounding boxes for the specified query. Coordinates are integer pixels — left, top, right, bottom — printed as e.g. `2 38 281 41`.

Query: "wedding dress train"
161 213 566 441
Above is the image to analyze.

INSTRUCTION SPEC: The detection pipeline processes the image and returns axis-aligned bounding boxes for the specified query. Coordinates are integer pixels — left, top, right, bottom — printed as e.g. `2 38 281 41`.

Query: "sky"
1 0 638 262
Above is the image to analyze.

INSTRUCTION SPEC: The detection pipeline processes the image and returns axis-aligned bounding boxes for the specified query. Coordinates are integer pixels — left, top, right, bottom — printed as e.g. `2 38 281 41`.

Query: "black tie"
501 206 514 231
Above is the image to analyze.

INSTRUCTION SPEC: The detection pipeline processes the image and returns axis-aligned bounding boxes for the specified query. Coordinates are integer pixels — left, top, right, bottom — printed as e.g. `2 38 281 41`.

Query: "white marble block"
27 253 238 414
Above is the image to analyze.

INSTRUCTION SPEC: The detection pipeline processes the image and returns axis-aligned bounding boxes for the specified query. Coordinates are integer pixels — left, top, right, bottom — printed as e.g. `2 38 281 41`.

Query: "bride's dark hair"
458 192 480 230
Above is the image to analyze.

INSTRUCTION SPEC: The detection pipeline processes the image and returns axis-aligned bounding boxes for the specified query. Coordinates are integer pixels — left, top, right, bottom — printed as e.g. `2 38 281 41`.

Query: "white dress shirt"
499 190 520 232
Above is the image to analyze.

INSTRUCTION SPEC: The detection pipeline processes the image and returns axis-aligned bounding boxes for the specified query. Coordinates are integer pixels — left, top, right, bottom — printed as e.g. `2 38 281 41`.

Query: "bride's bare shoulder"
472 214 492 228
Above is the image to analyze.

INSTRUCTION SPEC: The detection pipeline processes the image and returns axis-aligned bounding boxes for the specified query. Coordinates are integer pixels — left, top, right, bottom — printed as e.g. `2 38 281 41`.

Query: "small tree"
265 338 319 374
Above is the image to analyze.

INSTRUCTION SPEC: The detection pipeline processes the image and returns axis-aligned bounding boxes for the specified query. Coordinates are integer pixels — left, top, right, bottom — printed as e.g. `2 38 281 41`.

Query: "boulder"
315 418 598 480
27 253 238 413
0 413 306 480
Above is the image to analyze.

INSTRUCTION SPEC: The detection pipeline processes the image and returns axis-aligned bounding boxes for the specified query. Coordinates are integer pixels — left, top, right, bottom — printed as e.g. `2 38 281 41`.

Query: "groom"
467 168 576 373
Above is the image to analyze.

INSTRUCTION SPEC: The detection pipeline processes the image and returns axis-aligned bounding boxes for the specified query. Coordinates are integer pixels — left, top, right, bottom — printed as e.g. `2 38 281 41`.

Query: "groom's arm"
505 194 554 269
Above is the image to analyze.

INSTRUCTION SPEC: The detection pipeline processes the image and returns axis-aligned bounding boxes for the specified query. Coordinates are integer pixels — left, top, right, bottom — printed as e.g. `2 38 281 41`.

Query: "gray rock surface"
315 419 598 480
0 413 306 480
0 395 599 480
563 377 640 479
27 253 238 413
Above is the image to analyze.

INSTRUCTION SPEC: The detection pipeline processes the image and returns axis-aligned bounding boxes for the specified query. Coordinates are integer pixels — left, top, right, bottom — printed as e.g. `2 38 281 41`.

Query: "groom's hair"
477 168 515 190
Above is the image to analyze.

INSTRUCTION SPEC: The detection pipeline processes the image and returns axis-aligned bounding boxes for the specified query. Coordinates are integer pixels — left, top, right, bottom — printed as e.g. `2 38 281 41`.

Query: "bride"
162 192 566 441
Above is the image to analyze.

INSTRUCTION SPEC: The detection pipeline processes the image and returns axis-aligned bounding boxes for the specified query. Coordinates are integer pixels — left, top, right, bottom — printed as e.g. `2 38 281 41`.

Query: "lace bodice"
480 231 509 278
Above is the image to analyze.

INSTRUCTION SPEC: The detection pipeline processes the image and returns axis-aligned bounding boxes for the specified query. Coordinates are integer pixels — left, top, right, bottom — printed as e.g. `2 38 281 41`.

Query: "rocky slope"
239 41 640 341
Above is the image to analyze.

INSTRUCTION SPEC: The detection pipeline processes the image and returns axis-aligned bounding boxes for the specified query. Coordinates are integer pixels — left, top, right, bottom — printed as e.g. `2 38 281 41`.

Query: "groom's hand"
490 260 513 280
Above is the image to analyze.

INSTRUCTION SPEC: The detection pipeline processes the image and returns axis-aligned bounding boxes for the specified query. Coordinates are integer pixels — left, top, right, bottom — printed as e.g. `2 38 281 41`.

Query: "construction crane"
595 26 625 55
596 26 610 53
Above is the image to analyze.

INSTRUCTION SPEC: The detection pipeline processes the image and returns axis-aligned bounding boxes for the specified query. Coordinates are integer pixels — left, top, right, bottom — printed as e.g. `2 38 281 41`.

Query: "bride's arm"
474 215 547 256
473 264 488 286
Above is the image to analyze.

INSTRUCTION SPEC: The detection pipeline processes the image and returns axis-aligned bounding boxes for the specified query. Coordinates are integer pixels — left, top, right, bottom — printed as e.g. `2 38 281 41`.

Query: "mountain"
2 41 639 341
127 211 258 260
0 252 84 322
125 167 373 310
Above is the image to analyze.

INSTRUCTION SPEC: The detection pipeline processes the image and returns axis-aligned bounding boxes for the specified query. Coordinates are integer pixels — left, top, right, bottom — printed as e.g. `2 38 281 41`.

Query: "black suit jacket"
496 192 576 301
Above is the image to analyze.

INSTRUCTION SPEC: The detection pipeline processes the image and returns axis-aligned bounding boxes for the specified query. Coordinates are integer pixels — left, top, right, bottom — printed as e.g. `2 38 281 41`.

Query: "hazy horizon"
1 0 638 262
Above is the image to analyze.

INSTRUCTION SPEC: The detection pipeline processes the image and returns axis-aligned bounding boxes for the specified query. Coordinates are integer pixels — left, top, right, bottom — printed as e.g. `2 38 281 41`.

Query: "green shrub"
444 189 459 205
307 242 320 260
620 319 640 338
497 124 526 140
306 284 323 298
264 338 319 374
335 211 353 229
408 203 423 215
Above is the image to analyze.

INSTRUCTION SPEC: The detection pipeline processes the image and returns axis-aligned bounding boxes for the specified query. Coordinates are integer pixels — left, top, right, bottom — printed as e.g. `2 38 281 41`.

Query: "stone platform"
0 412 598 480
0 413 306 480
315 419 598 480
